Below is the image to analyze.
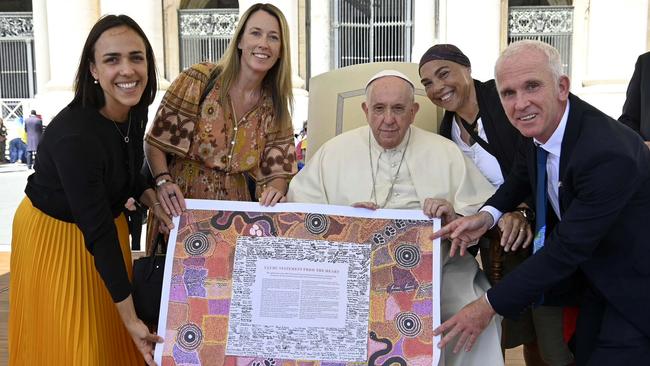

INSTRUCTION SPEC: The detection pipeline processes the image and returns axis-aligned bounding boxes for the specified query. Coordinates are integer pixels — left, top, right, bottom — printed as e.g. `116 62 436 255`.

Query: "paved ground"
0 163 31 251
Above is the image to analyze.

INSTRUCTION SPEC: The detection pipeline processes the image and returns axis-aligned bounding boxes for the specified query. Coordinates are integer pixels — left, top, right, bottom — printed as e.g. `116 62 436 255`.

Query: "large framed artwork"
155 199 441 365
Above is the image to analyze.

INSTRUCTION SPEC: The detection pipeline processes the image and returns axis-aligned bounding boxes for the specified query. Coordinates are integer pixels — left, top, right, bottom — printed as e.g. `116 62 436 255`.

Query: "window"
178 8 239 70
0 12 36 98
508 1 574 76
333 0 413 68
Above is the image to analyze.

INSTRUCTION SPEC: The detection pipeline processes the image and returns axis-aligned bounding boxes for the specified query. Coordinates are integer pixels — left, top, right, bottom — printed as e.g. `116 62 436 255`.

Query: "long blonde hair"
210 3 293 131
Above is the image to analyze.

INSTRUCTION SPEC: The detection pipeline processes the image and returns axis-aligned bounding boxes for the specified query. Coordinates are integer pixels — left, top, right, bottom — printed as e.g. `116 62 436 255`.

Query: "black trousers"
26 151 36 167
576 287 650 365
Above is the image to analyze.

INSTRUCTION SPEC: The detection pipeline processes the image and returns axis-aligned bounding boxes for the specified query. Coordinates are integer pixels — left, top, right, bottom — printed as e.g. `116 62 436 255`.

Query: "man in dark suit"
24 110 43 169
620 51 650 148
432 40 650 365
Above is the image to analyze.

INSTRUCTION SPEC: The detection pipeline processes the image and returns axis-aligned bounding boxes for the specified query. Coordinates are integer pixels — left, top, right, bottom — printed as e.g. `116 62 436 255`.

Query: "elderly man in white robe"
287 70 504 366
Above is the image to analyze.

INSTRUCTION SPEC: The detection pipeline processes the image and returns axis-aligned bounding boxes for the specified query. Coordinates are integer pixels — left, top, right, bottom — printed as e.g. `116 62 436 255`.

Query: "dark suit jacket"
485 94 650 337
439 79 525 178
620 52 650 140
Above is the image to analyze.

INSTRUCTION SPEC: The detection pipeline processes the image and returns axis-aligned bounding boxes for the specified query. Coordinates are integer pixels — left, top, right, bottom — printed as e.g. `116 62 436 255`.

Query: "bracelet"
152 202 161 208
153 171 171 181
156 178 169 187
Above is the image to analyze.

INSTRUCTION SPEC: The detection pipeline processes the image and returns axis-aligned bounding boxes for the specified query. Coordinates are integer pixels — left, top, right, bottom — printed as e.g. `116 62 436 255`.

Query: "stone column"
37 0 99 120
411 2 436 65
32 0 50 97
45 0 99 92
163 0 182 81
309 0 331 77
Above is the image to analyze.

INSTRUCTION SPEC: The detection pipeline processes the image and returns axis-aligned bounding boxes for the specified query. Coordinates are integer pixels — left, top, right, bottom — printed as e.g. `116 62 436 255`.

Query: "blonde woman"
144 3 296 249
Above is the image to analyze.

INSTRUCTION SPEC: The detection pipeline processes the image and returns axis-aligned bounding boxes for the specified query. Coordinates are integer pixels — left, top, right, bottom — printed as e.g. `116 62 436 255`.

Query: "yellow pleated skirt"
9 197 143 365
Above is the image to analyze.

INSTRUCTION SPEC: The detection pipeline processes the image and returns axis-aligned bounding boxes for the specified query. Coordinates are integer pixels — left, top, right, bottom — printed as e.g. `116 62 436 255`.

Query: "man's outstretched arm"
431 211 494 256
432 295 496 353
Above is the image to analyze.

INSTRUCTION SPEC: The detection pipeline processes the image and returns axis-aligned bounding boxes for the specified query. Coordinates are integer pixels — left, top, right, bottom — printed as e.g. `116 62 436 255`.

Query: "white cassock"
287 125 504 366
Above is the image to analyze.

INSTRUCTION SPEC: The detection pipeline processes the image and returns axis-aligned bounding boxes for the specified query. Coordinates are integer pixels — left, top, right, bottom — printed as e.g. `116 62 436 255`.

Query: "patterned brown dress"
144 63 297 249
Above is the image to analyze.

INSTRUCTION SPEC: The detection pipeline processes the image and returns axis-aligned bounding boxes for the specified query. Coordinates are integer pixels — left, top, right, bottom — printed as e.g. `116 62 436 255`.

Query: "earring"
93 79 98 84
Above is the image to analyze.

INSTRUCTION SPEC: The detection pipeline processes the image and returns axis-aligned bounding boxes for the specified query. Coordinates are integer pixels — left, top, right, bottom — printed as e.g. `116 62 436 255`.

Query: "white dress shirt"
481 100 570 225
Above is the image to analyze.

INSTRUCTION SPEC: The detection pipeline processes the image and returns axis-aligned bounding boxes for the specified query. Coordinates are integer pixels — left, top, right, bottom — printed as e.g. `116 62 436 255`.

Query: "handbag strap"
145 233 166 279
199 68 220 105
459 115 495 156
150 232 164 255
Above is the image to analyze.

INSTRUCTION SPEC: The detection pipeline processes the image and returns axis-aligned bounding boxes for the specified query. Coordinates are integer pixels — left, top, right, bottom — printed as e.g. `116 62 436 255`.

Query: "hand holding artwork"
352 201 380 210
431 211 493 256
126 320 164 366
155 181 186 217
116 295 164 365
151 201 174 234
259 185 287 206
423 198 457 225
433 295 496 353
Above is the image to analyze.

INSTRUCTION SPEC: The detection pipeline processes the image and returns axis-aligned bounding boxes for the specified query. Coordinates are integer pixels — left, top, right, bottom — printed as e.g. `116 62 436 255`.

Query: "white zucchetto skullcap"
365 69 415 90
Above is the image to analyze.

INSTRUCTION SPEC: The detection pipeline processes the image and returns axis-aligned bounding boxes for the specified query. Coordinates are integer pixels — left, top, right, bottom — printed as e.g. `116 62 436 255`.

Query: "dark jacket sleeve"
619 54 644 135
52 133 132 302
487 130 648 317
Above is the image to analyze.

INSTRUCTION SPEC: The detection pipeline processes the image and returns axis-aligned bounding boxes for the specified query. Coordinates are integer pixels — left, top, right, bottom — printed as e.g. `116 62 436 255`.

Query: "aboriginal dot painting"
156 201 440 365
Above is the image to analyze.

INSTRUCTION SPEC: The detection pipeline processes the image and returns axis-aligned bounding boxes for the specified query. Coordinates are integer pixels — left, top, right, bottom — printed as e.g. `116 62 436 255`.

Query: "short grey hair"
495 40 565 85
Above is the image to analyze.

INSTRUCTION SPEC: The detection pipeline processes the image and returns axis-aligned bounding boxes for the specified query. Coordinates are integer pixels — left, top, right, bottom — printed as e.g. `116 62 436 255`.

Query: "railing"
0 12 36 99
178 9 239 71
508 6 573 76
1 98 34 143
1 98 30 122
333 0 413 68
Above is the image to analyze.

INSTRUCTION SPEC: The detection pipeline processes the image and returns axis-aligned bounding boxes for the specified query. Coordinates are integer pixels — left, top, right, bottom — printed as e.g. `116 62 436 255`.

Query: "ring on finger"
169 192 176 198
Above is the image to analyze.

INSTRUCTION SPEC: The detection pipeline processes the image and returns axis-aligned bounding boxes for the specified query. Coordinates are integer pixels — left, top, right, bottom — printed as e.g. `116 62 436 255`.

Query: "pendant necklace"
111 113 131 143
369 128 411 208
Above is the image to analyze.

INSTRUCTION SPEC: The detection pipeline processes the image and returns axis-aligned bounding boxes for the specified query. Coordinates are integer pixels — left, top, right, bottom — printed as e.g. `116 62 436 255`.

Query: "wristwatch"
515 207 535 223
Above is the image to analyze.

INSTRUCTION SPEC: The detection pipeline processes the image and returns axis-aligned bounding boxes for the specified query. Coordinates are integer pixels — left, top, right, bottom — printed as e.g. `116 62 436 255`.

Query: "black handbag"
132 233 166 325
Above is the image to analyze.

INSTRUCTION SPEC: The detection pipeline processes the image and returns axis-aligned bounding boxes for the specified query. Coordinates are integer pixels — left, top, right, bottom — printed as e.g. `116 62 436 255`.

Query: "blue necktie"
533 146 548 253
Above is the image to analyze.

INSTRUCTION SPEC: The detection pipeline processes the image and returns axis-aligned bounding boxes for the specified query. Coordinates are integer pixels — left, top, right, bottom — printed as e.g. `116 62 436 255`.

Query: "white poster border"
154 199 441 365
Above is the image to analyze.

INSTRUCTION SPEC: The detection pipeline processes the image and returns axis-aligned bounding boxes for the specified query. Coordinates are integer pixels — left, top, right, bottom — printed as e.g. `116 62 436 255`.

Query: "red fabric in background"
563 306 579 343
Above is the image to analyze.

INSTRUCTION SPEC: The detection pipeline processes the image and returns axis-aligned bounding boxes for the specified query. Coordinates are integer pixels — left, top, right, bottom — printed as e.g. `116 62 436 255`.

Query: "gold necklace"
368 128 411 208
111 113 131 143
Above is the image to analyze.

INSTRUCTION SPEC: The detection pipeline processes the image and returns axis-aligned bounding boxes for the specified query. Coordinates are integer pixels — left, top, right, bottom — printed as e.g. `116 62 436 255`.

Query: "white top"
451 116 504 188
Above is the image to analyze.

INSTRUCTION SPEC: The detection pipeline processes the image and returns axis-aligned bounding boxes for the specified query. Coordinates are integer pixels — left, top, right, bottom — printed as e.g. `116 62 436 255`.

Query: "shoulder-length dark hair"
71 14 158 110
210 3 293 131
